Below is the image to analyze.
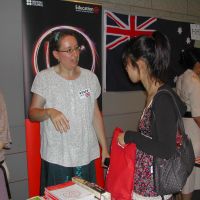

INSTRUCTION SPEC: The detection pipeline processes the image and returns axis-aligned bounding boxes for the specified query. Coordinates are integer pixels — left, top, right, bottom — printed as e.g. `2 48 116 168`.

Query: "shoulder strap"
153 89 186 137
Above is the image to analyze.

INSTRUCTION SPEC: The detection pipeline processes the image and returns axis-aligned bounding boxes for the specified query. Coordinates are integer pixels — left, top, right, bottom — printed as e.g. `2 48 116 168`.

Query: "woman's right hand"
47 108 70 133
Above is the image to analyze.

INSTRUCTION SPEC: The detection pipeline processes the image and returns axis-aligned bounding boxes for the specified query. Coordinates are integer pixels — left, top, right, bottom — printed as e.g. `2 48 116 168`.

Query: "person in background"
0 90 12 199
118 31 186 200
29 29 109 195
176 47 200 200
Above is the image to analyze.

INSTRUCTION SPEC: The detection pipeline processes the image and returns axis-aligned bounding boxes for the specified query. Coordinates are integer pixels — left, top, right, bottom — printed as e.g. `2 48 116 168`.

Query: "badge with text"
79 88 91 99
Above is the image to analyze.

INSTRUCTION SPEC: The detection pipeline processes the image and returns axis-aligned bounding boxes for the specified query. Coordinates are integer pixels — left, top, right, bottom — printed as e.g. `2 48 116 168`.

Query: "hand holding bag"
105 127 136 200
153 89 195 196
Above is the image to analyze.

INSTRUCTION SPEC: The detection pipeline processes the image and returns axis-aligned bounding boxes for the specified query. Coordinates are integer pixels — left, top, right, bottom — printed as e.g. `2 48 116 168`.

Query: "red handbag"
105 127 136 200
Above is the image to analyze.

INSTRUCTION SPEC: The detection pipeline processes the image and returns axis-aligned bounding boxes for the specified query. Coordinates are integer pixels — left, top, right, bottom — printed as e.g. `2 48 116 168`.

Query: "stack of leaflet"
44 181 95 200
44 177 111 200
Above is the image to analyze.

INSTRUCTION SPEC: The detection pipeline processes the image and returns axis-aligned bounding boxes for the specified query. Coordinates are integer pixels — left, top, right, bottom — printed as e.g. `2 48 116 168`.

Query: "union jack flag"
105 10 157 50
104 10 194 92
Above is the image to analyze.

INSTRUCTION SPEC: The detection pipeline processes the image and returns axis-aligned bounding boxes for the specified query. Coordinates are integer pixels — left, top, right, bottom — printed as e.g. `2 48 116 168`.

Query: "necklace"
146 93 155 107
146 84 161 107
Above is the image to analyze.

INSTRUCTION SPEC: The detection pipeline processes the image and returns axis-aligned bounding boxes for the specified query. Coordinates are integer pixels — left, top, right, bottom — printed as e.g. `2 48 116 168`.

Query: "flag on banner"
103 10 195 92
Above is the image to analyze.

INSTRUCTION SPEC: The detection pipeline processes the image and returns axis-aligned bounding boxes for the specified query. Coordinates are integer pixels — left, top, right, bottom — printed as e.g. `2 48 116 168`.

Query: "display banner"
22 0 103 197
103 10 195 91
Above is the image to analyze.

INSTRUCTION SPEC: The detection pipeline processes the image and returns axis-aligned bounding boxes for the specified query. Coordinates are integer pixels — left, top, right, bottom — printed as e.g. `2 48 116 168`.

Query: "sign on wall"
191 24 200 40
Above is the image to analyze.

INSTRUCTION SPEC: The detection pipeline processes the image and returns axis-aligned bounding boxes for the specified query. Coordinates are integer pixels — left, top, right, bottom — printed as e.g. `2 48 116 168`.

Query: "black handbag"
152 89 195 196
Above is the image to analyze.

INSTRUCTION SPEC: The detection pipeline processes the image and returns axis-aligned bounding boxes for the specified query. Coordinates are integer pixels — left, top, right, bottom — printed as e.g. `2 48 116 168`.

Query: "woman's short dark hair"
49 29 79 51
122 31 171 83
180 47 200 70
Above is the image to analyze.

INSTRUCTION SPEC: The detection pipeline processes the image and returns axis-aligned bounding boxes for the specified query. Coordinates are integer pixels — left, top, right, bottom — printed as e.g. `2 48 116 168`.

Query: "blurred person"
176 47 200 200
0 90 12 199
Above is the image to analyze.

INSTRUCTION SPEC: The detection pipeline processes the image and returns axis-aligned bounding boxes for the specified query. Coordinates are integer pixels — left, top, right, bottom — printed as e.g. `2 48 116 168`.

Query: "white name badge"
79 88 91 99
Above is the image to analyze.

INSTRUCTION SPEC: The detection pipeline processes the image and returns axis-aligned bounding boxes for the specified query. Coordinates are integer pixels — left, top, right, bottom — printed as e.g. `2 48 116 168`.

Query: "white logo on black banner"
75 4 100 14
26 0 43 7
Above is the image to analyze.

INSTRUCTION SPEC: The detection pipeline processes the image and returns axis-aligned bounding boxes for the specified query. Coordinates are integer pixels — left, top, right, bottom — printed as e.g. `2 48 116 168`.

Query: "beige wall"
0 0 200 199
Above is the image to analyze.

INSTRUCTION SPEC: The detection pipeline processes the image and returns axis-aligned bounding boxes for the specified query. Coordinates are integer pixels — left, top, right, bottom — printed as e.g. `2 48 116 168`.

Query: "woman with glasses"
29 29 109 195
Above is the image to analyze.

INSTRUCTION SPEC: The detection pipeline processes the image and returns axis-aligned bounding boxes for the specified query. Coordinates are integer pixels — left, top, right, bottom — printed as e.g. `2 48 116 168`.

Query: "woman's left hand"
195 157 200 164
118 132 126 147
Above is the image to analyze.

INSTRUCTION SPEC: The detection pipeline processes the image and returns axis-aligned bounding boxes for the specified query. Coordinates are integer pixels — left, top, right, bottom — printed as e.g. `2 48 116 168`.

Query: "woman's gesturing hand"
47 108 70 133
